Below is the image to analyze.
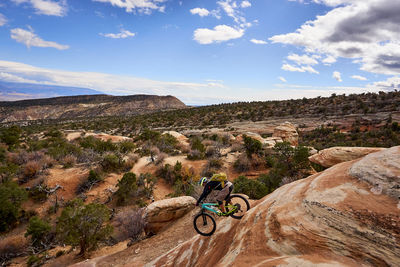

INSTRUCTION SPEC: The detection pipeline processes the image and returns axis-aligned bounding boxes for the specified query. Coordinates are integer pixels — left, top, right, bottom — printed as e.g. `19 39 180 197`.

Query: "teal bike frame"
201 202 238 216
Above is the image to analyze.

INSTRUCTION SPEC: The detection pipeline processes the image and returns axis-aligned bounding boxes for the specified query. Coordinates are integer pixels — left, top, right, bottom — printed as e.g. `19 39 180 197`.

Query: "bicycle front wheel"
193 212 216 236
226 194 250 219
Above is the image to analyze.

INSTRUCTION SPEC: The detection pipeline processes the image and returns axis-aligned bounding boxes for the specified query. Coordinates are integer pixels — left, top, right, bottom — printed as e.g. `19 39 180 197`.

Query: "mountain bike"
193 194 250 236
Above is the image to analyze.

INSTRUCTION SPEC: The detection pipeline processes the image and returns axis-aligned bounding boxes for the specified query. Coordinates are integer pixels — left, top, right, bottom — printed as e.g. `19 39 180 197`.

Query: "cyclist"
196 176 234 216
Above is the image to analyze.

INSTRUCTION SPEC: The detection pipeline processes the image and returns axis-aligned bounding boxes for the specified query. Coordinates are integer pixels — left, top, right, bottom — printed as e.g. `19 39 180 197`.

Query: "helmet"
199 177 208 186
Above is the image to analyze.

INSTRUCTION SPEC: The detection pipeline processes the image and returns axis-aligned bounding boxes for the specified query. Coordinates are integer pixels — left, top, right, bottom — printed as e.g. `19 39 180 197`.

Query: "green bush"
0 126 22 149
25 216 52 249
0 181 28 232
243 135 263 157
56 199 113 256
29 182 49 202
77 169 103 194
115 172 138 206
233 176 268 199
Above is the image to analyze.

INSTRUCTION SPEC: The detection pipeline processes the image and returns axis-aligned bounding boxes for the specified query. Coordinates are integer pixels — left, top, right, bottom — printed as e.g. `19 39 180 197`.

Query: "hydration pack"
210 173 228 188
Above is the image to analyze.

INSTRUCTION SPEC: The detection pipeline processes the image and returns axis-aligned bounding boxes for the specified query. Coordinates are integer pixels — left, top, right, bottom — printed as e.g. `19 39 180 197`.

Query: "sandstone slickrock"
309 146 386 168
272 121 299 146
145 196 196 234
148 147 400 267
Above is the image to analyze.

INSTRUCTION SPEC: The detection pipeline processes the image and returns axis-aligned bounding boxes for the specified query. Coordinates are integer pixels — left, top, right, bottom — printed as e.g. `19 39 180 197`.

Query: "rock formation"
144 196 196 234
309 146 386 167
0 94 186 122
272 121 299 146
148 147 400 267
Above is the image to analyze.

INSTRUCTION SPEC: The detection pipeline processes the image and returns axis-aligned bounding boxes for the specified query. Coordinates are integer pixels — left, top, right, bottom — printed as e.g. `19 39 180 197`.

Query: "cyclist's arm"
196 181 218 206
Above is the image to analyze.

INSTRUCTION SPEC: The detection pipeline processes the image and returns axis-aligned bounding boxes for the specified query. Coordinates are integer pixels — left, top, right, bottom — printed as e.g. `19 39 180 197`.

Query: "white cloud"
333 71 342 82
250 39 267 45
322 55 337 65
241 1 251 8
100 29 135 39
12 0 67 16
190 8 210 17
10 28 69 50
287 53 318 65
93 0 166 14
367 76 400 91
282 64 319 74
270 0 400 75
278 76 287 82
193 25 244 45
351 75 367 81
0 13 7 26
217 0 247 24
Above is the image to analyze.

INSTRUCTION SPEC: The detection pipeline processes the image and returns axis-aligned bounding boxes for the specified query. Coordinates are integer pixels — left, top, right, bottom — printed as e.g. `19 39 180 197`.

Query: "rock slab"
309 146 386 167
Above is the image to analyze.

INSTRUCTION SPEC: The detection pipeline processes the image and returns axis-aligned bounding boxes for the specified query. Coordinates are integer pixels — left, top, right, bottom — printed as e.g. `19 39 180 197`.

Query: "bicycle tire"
193 212 216 236
226 194 250 219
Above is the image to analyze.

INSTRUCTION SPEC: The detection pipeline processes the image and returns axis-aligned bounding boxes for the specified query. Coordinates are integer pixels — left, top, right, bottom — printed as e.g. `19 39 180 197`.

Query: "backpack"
210 173 228 188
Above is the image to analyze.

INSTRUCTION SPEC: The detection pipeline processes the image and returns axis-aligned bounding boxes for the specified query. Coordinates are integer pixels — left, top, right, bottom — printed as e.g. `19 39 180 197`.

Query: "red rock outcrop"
309 146 386 167
148 147 400 267
145 196 196 234
272 121 299 146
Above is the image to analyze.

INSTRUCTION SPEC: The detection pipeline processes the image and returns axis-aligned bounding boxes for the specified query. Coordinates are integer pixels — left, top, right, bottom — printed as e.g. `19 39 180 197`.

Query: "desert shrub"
137 129 161 142
230 142 243 153
27 254 46 267
155 152 167 165
77 169 103 194
25 216 52 249
118 140 136 154
29 182 49 202
22 161 42 182
157 161 195 196
137 173 157 198
61 155 76 168
114 209 146 243
56 199 113 256
187 149 204 160
243 135 263 157
0 126 21 149
233 176 269 199
233 154 251 173
190 137 205 154
0 145 6 163
157 133 179 154
205 145 221 158
78 136 117 153
0 162 19 183
101 153 132 173
257 173 282 194
0 181 28 232
115 172 138 206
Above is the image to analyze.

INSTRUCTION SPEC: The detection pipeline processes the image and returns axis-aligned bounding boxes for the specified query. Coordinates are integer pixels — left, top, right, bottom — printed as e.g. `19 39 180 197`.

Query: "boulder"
309 146 386 168
272 121 299 146
264 136 283 147
145 196 196 234
148 147 400 267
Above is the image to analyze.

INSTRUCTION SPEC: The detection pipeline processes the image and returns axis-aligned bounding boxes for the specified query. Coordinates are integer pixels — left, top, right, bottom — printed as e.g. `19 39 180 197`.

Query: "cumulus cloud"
241 1 251 8
0 13 7 26
367 76 400 91
193 25 244 44
190 8 210 17
11 0 67 16
282 64 319 74
269 0 400 75
250 39 267 45
11 28 69 50
278 76 287 82
93 0 166 14
287 53 318 65
333 71 342 82
100 29 135 39
351 75 367 81
217 0 248 25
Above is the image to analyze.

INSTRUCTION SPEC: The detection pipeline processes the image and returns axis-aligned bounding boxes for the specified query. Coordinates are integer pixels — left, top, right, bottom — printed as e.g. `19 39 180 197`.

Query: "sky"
0 0 399 105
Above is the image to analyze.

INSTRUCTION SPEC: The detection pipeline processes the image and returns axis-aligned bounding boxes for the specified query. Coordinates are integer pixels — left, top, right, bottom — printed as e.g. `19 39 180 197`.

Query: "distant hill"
0 81 103 101
0 94 187 122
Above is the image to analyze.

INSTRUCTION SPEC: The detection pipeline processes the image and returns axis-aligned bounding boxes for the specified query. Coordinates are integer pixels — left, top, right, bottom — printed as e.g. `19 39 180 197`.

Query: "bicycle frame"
201 202 237 215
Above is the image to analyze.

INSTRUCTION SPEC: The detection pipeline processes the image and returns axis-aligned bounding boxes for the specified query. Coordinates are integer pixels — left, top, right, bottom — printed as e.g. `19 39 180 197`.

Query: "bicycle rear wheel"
226 194 250 219
193 212 216 236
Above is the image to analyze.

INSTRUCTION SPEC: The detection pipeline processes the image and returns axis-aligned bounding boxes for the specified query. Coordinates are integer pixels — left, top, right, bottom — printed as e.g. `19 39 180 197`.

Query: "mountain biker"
196 175 234 216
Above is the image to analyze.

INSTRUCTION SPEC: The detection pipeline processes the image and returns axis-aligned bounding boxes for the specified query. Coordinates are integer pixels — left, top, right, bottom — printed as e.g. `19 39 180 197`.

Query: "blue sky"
0 0 399 104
